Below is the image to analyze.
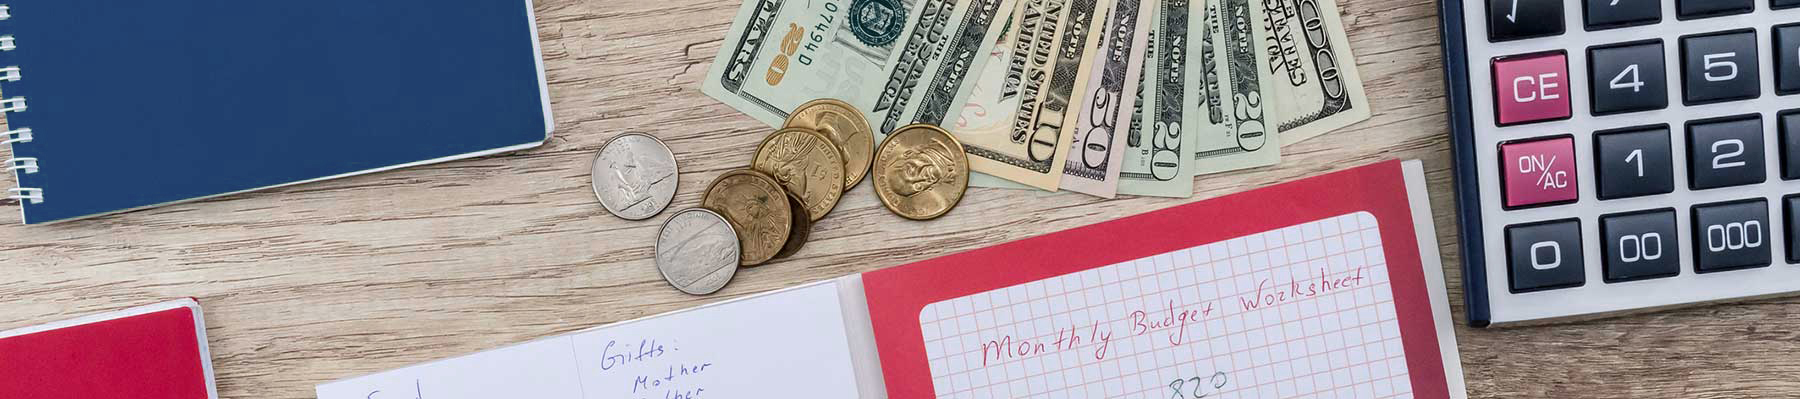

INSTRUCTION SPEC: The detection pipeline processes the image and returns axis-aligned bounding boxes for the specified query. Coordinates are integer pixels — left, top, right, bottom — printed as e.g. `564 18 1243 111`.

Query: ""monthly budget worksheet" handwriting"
918 213 1413 398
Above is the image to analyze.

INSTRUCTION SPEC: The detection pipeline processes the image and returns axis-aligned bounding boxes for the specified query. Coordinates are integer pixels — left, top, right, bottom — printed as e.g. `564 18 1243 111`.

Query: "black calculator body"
1440 0 1800 326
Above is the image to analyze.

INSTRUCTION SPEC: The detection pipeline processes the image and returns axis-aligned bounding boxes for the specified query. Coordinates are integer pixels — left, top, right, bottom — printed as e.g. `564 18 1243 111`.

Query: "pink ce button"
1500 136 1578 208
1492 52 1571 126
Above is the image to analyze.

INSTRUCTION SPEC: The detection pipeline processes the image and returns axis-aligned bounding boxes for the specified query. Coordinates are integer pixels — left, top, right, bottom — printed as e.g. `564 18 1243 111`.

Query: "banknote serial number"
763 1 840 86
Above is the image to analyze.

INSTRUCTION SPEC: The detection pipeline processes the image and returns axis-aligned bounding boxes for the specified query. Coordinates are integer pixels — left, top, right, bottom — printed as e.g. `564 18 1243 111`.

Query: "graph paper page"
916 212 1410 398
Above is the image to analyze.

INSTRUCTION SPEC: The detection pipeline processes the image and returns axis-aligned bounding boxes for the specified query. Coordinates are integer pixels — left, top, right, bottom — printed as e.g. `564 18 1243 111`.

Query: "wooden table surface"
3 0 1796 397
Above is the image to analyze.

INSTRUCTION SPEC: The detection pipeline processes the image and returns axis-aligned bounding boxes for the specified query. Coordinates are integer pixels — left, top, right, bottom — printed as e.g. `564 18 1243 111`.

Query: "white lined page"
317 282 861 399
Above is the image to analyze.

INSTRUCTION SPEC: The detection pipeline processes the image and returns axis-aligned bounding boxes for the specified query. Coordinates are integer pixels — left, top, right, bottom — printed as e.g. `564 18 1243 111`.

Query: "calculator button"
1588 41 1668 115
1584 0 1660 29
1776 24 1800 96
1501 136 1579 208
1493 52 1572 125
1594 126 1674 199
1778 0 1800 10
1601 209 1680 282
1506 219 1586 292
1676 0 1752 19
1489 0 1565 42
1785 196 1800 263
1782 110 1800 180
1687 115 1766 190
1692 199 1771 273
1681 30 1761 105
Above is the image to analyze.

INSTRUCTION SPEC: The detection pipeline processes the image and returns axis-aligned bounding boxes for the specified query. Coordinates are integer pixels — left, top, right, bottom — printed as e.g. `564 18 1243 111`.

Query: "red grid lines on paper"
915 213 1414 399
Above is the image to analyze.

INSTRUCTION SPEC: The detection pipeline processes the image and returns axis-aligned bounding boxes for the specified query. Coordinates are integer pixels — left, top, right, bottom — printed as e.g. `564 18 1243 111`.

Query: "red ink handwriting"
980 321 1114 367
1129 300 1215 346
1238 266 1368 311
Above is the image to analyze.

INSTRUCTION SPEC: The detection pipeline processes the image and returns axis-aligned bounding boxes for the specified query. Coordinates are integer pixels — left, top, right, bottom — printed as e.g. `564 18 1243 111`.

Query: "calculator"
1440 0 1800 326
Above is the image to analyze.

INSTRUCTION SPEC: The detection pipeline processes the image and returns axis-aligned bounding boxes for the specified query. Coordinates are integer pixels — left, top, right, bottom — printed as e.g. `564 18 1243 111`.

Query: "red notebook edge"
0 298 219 399
860 159 1469 398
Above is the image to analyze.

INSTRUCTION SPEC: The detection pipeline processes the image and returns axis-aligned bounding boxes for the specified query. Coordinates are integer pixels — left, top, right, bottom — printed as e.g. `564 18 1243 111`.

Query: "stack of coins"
594 99 973 296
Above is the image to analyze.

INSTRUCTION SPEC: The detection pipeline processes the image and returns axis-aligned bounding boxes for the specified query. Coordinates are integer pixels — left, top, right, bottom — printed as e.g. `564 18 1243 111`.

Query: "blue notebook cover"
0 1 552 224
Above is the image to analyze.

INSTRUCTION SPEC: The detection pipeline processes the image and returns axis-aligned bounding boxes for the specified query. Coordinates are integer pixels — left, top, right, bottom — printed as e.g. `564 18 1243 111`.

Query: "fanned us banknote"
953 9 1041 190
1256 0 1370 145
1189 0 1280 175
952 0 1104 191
702 0 1016 141
1117 1 1192 198
1059 0 1156 198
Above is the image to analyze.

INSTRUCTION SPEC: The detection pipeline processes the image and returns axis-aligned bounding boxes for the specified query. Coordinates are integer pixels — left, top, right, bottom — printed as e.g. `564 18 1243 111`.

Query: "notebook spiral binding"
0 5 37 205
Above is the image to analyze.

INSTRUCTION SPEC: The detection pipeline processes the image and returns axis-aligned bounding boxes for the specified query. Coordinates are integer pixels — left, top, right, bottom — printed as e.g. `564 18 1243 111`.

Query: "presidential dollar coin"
700 169 793 266
655 208 740 296
751 128 846 222
591 132 679 221
784 98 874 191
872 124 969 220
772 190 812 260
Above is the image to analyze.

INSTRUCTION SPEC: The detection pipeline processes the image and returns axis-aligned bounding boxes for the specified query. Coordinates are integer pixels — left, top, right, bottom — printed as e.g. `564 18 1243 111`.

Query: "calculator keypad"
1501 136 1580 207
1691 199 1772 272
1493 52 1573 125
1489 0 1565 42
1781 110 1800 179
1676 0 1753 20
1686 115 1767 190
1594 125 1674 199
1785 196 1800 262
1588 41 1668 115
1506 219 1587 292
1464 0 1800 323
1600 209 1681 282
1775 24 1800 95
1584 0 1660 30
1681 30 1762 105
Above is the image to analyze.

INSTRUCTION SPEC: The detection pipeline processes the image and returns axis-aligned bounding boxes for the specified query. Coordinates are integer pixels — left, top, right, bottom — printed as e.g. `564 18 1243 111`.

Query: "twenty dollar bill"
703 0 1015 140
1190 0 1280 175
1257 0 1370 144
1117 1 1192 198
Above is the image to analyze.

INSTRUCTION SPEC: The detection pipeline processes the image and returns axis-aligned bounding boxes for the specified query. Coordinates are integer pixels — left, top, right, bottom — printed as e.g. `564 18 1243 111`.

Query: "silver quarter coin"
655 208 740 295
592 132 679 220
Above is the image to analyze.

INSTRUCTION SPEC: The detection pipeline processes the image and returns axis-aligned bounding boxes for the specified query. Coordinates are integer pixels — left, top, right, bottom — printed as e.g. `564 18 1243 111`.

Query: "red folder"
0 299 216 399
863 160 1464 398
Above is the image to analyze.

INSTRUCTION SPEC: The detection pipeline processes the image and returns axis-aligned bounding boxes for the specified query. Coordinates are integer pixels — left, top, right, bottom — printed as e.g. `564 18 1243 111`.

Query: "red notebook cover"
862 160 1464 398
0 299 216 399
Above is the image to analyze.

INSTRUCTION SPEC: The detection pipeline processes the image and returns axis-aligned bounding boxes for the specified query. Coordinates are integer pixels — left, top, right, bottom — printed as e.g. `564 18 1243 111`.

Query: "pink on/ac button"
1493 52 1572 126
1501 137 1578 208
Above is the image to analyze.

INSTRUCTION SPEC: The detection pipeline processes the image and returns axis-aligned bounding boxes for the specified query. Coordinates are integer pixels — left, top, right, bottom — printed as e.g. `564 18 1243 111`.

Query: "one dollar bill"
1258 0 1370 145
702 0 1015 140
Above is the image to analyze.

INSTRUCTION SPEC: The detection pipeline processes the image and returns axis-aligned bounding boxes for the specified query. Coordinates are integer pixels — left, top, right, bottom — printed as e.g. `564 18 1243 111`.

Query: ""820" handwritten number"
1168 371 1228 399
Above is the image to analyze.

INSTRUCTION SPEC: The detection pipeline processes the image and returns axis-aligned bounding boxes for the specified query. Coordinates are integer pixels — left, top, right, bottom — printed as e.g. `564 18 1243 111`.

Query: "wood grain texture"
0 0 1794 397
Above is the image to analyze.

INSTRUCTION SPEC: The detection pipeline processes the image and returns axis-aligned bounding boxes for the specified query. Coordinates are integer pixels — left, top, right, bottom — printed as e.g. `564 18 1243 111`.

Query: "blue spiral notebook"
0 1 552 224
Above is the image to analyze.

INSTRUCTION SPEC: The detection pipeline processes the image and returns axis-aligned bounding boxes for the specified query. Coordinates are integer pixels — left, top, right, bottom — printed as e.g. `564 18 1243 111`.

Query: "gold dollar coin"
872 124 969 220
700 169 792 266
772 190 811 260
751 128 845 222
784 98 873 191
